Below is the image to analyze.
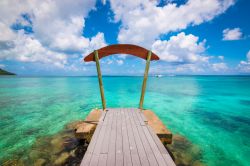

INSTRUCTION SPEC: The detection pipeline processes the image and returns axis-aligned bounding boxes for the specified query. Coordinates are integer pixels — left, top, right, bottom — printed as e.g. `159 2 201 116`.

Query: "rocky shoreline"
3 121 205 166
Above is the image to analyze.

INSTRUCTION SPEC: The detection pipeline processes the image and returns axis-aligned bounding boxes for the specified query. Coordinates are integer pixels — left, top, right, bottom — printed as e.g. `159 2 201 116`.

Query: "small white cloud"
222 28 243 41
106 59 113 65
0 64 5 68
152 32 208 63
211 63 228 71
247 50 250 61
116 59 124 65
218 56 224 60
238 50 250 72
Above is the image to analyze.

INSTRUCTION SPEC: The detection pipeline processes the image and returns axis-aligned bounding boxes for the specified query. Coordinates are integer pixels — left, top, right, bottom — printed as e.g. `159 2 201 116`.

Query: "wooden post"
94 50 106 110
139 51 152 109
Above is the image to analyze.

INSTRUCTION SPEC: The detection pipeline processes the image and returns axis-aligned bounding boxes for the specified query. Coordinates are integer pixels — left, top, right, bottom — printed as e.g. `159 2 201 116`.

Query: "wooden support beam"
94 50 106 110
139 51 151 109
75 109 102 141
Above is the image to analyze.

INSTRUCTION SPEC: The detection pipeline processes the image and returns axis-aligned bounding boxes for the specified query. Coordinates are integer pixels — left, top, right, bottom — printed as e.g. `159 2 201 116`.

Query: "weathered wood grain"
81 108 175 166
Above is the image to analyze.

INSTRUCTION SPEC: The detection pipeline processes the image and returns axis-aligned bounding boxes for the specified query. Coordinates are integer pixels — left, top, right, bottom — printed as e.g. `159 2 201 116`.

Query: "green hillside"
0 68 15 75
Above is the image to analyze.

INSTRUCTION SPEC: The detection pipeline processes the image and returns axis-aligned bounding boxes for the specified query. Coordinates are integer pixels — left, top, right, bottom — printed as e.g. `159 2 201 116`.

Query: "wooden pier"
79 44 176 166
80 108 175 166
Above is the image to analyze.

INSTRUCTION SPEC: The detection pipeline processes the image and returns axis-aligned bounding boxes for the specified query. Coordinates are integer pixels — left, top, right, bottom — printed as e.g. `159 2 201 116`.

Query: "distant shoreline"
1 75 250 77
0 68 15 75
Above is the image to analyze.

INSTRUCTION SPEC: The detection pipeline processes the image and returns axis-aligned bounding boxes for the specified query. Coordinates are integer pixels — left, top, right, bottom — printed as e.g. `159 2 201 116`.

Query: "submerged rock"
34 158 46 166
166 134 205 166
2 120 205 166
2 159 24 166
54 152 70 165
24 121 88 165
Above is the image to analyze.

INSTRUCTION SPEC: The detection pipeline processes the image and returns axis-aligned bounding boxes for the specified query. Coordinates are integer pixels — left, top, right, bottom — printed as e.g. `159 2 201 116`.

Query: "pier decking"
80 108 175 166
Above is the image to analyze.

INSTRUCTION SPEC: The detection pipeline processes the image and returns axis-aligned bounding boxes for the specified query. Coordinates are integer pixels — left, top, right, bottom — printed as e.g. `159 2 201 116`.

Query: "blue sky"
0 0 249 75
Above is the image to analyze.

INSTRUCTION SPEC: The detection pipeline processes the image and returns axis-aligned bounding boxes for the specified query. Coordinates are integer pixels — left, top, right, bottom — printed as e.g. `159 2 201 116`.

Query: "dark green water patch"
240 99 250 106
2 121 88 166
167 134 205 166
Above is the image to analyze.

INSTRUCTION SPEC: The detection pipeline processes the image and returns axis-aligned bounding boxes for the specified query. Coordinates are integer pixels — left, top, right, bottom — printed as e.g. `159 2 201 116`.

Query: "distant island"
0 68 15 75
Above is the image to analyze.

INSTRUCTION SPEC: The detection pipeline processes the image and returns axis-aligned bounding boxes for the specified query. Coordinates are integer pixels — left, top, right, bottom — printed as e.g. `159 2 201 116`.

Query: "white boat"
156 74 163 78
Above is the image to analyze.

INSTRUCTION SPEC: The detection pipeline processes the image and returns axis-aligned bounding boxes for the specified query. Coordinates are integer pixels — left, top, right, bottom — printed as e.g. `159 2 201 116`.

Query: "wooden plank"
81 108 175 166
129 109 150 166
121 109 133 166
142 125 167 166
101 109 114 154
80 112 106 166
125 108 141 166
107 109 117 166
134 109 147 125
89 112 109 166
115 109 123 166
98 154 108 166
148 126 175 166
138 110 148 124
132 109 159 166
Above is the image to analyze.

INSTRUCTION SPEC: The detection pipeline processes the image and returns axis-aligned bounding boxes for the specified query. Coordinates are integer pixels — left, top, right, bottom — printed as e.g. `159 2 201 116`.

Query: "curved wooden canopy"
84 44 160 62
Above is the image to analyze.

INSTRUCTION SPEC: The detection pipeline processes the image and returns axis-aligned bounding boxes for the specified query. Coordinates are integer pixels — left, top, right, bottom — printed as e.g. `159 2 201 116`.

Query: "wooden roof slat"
84 44 160 62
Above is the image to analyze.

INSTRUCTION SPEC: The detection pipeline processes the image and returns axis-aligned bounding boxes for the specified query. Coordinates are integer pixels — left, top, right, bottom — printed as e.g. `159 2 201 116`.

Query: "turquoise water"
0 76 249 165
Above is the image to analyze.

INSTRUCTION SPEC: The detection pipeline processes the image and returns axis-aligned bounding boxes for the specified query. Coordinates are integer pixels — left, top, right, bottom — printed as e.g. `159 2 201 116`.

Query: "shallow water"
0 76 249 166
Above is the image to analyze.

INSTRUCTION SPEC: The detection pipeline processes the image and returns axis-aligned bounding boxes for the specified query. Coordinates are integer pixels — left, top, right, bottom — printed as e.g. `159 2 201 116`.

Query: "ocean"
0 76 249 166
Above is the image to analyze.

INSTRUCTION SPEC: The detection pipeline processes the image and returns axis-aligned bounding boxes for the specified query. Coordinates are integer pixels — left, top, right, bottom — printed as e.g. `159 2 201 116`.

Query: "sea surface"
0 76 249 166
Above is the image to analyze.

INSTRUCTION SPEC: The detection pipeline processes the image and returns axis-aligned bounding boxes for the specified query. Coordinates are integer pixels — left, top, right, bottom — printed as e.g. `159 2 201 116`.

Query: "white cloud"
116 59 124 65
152 32 208 63
247 50 250 60
31 0 96 52
0 64 5 68
238 50 250 73
109 0 235 46
222 28 243 40
0 23 16 42
218 56 224 60
211 62 228 71
0 31 67 68
149 32 230 74
106 59 113 65
0 0 107 69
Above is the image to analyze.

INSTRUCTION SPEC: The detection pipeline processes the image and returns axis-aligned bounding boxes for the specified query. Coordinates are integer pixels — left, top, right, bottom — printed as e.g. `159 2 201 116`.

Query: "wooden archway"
83 44 160 110
84 44 159 62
